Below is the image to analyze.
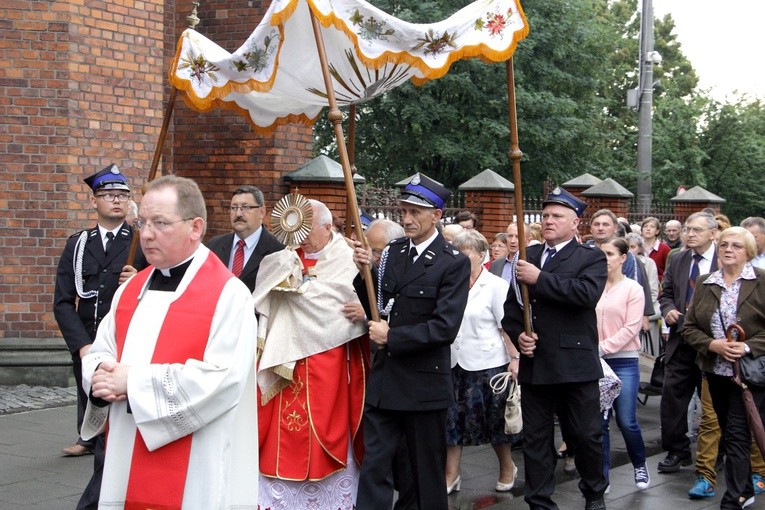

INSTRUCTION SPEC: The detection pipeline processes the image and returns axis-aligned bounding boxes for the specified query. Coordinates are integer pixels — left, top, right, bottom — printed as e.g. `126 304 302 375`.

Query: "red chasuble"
114 255 233 510
258 250 369 481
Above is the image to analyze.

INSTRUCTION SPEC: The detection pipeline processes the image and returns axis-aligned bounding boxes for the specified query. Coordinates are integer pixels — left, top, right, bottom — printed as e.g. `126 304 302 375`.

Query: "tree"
314 0 623 194
699 98 765 223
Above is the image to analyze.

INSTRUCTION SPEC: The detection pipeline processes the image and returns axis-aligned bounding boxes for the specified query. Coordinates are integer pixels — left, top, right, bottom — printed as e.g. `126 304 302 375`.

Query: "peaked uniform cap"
399 173 452 210
542 187 587 217
84 164 130 192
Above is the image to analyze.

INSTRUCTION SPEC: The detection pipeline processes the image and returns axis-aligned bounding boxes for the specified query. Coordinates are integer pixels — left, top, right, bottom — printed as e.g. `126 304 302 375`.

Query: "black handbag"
738 354 765 387
649 351 665 388
648 335 665 389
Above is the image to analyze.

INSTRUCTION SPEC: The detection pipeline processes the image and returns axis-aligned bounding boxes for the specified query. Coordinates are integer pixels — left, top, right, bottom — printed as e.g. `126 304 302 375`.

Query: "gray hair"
741 216 765 233
625 232 645 255
686 212 718 230
307 199 333 227
452 230 489 257
369 219 404 243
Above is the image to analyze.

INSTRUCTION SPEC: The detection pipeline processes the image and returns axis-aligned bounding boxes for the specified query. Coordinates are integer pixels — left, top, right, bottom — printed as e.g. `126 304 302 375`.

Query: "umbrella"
728 324 765 457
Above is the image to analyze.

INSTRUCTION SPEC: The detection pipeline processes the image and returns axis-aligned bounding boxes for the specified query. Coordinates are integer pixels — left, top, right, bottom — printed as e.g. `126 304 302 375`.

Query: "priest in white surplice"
81 175 259 510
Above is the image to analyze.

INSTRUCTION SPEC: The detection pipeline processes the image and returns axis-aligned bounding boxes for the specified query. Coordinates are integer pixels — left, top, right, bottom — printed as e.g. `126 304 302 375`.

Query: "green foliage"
699 99 765 223
311 0 762 218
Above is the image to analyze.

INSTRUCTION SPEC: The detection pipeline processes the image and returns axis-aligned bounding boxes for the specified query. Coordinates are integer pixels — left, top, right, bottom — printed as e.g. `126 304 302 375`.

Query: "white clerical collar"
158 253 196 277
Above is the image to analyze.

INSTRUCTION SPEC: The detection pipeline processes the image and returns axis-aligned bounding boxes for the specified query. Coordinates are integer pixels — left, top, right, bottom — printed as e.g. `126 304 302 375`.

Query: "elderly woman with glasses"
684 227 765 509
445 230 521 495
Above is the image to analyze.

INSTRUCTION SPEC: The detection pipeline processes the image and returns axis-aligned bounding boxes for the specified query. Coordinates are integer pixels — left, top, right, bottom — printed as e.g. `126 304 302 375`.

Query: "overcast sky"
653 0 764 101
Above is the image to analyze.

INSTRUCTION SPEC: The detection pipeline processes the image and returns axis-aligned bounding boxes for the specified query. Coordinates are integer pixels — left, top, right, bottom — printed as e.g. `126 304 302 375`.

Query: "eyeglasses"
719 241 746 251
229 205 261 213
135 218 193 232
95 193 131 203
682 226 712 235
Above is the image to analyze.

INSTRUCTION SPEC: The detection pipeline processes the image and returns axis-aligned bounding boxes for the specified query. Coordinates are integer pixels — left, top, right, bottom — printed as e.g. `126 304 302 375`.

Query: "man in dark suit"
502 187 609 510
657 211 718 473
53 163 147 509
206 185 284 292
352 173 470 510
490 221 529 283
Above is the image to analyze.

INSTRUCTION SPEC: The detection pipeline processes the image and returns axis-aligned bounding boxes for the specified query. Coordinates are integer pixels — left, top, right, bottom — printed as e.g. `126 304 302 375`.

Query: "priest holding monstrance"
254 195 368 509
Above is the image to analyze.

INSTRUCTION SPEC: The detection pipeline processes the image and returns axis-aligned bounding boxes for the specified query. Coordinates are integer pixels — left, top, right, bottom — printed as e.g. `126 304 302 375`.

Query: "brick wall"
1 0 166 339
463 190 515 242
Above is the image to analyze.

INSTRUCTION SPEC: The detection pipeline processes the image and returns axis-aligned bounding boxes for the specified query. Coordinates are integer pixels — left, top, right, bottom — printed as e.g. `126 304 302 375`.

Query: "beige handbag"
490 372 523 434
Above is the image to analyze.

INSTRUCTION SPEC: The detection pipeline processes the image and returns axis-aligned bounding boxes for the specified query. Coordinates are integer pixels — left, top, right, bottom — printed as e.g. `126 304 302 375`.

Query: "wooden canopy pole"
505 58 532 335
310 11 379 322
345 104 357 239
126 86 178 266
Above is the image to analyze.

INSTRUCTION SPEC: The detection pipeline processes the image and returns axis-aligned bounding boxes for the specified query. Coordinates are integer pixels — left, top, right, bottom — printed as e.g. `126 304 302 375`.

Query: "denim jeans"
602 357 647 477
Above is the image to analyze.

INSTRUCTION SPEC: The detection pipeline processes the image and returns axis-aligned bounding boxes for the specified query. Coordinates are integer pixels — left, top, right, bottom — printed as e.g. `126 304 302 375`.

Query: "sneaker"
604 484 611 494
741 495 755 508
688 476 715 499
753 474 765 495
634 465 650 490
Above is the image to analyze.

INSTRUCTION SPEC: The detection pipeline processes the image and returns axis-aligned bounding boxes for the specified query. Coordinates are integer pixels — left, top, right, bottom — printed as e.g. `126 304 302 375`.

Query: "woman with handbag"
445 230 521 494
597 238 650 490
684 226 765 509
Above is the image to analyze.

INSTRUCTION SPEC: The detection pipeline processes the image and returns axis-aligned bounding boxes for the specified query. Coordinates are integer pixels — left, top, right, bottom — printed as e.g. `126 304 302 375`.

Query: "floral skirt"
445 364 519 446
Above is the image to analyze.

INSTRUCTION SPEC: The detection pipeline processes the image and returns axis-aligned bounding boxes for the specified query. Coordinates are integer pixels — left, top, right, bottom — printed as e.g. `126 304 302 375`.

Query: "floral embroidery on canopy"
170 0 528 134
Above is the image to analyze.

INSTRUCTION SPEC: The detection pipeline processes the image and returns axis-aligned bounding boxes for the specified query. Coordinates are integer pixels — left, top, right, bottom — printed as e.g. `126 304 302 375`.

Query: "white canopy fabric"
170 0 528 133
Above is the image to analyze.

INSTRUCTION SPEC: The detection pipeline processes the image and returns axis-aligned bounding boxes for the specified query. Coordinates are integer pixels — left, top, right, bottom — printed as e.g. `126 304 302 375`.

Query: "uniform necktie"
542 246 556 268
104 232 114 255
686 253 703 307
232 239 245 277
406 246 417 270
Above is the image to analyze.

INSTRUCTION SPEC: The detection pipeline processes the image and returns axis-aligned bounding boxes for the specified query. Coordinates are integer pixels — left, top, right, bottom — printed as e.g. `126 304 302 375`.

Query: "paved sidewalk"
0 385 760 509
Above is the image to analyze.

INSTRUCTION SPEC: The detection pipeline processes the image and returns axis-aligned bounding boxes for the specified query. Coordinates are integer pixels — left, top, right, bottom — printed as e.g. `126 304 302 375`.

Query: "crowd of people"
53 164 765 510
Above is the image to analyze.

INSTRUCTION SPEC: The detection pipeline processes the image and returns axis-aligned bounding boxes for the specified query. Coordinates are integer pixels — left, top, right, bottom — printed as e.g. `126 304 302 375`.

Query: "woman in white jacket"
445 230 521 494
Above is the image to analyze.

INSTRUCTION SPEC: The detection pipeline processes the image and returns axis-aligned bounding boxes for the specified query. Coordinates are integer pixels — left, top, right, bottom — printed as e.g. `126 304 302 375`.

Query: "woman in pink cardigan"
597 238 649 491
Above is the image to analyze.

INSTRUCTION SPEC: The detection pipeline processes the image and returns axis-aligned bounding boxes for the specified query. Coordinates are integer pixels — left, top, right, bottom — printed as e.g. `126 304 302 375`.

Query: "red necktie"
232 239 245 277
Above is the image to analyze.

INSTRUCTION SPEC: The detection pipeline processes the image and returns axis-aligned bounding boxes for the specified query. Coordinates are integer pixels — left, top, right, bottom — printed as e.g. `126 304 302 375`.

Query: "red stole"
114 254 233 510
258 250 369 480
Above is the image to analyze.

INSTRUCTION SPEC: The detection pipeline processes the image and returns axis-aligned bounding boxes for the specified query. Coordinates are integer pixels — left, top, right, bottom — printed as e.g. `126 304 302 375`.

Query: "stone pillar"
670 186 726 224
458 169 515 241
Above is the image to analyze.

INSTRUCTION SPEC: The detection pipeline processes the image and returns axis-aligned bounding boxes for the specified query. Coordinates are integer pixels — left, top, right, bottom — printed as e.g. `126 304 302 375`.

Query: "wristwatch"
743 343 751 354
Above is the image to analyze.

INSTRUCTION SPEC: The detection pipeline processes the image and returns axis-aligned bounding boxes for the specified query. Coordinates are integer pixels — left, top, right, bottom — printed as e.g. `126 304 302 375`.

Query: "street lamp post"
636 0 659 215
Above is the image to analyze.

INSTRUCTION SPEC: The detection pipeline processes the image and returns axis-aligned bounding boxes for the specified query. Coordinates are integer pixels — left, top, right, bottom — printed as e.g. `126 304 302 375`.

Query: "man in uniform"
207 185 284 292
502 187 609 510
53 164 146 509
352 174 470 510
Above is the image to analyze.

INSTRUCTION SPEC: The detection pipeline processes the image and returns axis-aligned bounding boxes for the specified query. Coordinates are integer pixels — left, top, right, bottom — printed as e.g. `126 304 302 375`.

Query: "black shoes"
585 497 606 510
657 453 692 473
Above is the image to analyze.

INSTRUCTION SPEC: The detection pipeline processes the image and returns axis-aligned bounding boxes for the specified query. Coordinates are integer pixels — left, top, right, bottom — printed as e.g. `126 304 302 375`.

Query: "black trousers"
521 381 608 510
356 406 448 510
76 433 104 510
71 352 95 449
660 341 701 457
707 372 764 509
